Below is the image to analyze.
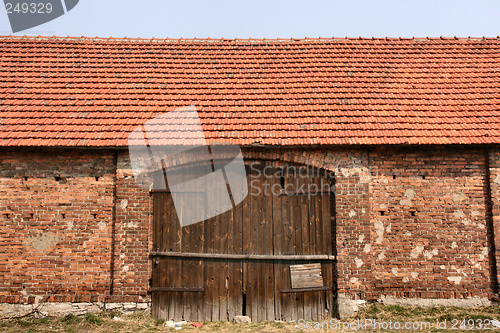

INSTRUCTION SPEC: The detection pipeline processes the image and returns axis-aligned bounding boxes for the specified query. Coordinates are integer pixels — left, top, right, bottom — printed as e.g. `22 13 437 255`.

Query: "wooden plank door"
248 164 335 321
151 161 336 322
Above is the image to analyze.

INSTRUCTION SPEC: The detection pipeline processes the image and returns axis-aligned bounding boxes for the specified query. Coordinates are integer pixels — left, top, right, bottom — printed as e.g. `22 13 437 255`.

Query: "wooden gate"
150 161 336 321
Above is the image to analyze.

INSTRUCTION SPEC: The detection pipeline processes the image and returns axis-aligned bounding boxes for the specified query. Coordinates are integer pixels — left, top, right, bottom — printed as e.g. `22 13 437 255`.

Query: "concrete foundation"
378 295 493 308
337 294 494 319
337 294 368 319
0 302 150 318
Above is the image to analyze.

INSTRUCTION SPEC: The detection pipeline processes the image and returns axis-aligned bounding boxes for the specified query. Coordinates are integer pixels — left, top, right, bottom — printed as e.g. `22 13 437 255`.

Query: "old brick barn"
0 35 500 321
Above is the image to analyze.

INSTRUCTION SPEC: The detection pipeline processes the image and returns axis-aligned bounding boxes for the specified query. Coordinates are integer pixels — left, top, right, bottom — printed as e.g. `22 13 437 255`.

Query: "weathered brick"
0 146 498 309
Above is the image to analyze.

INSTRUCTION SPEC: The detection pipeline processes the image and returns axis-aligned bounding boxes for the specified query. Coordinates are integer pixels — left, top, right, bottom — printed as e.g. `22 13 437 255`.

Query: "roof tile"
1 35 500 146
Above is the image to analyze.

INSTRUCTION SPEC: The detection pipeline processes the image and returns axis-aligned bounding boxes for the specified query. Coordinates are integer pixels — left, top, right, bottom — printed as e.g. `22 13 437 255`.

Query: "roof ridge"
1 35 500 43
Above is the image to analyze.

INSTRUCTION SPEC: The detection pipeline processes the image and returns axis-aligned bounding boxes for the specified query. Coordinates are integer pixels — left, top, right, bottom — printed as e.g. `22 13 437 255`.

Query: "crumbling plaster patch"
447 276 463 285
400 189 416 206
24 232 62 252
374 220 384 244
410 245 424 259
355 258 364 268
493 173 500 185
452 192 468 203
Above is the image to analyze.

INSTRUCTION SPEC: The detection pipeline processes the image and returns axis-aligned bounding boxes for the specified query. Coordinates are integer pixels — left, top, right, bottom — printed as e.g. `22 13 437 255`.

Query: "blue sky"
1 0 500 38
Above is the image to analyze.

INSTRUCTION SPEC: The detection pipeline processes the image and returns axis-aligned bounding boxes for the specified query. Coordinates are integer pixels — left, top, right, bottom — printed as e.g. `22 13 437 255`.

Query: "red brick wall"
111 152 152 302
0 149 116 303
0 146 497 306
0 149 153 304
368 146 492 299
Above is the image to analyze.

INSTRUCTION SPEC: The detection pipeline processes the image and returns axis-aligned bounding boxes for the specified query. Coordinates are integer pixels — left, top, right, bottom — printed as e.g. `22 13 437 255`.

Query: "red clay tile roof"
0 35 499 147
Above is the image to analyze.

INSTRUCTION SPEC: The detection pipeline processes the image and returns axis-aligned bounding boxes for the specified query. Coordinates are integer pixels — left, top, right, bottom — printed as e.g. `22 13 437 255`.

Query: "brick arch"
140 147 338 183
241 148 336 172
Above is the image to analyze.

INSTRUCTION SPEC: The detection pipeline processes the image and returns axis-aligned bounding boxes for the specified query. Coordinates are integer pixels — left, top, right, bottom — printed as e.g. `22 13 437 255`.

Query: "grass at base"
1 304 500 332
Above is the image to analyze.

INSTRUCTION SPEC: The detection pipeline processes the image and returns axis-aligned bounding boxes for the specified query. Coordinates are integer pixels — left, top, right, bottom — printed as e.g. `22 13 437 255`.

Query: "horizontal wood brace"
150 287 204 292
280 286 334 293
278 189 333 196
150 251 336 261
150 189 205 193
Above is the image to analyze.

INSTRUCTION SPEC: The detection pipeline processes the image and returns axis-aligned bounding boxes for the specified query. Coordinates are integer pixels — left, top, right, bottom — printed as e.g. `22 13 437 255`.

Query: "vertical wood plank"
193 179 204 321
310 174 319 256
191 165 206 321
151 193 161 318
313 175 322 321
225 167 235 321
156 192 167 320
282 168 292 256
242 165 252 319
325 179 335 318
163 194 174 320
253 164 261 324
235 165 245 319
253 162 262 321
264 166 275 321
301 172 311 256
202 164 216 320
218 214 229 321
258 164 267 322
174 169 188 321
187 166 205 321
291 170 304 321
282 168 294 321
229 163 244 321
273 167 283 320
323 189 333 256
211 169 221 321
186 215 201 319
160 258 169 320
245 261 252 320
180 178 190 320
280 263 292 321
322 262 333 318
300 174 311 321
